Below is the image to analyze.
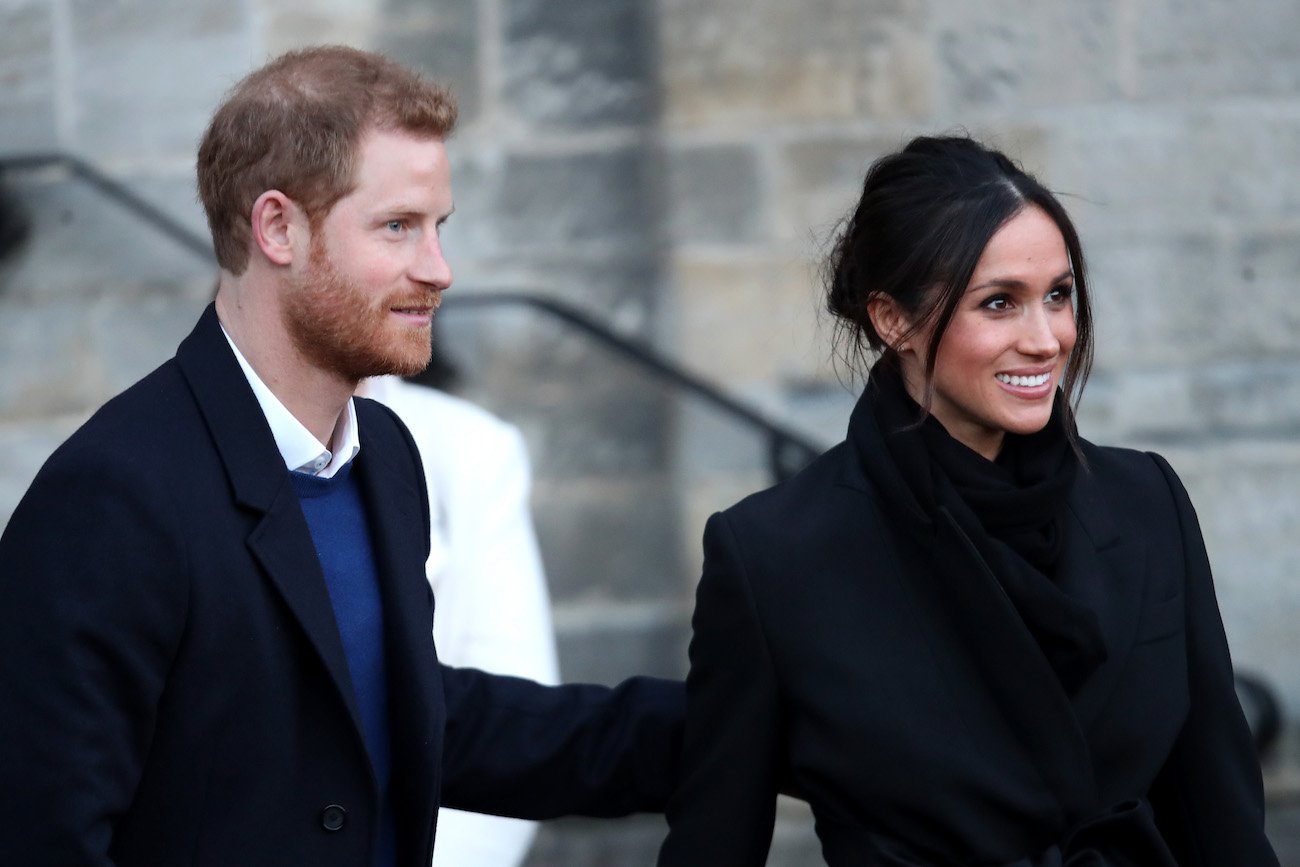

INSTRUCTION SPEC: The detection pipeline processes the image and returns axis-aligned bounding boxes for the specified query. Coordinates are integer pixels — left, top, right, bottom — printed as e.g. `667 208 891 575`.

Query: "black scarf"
869 362 1108 694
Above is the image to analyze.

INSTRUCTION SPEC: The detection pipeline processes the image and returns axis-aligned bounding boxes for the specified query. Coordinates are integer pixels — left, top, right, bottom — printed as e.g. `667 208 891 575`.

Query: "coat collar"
175 304 291 512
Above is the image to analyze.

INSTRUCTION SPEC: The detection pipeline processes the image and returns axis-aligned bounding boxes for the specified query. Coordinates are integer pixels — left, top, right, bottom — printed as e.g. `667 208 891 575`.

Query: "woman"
658 136 1277 866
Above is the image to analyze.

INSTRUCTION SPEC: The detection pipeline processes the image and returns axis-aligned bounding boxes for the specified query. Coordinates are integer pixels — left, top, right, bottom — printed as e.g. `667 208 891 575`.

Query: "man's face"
282 129 454 381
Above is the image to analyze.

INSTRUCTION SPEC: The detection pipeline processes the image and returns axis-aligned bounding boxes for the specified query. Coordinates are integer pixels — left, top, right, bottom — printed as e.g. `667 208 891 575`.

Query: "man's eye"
386 220 405 233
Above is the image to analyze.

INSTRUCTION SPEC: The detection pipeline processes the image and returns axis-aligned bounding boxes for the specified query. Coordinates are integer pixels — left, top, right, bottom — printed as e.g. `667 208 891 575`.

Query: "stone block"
256 0 381 56
659 0 931 129
1081 362 1300 445
1047 107 1300 239
1190 361 1300 435
552 602 689 683
670 381 832 522
773 127 1054 251
674 399 774 477
445 319 673 474
531 474 686 604
0 298 100 419
1086 363 1300 445
0 2 58 153
1044 109 1213 238
0 293 208 422
775 134 898 250
533 381 672 476
129 172 216 255
1149 108 1300 227
91 293 212 394
375 0 480 124
1133 0 1300 100
1086 225 1300 374
665 144 762 246
69 0 251 161
1223 230 1300 353
931 0 1125 112
437 142 508 262
670 255 828 387
1073 368 1196 445
0 169 216 300
1147 441 1300 717
1083 230 1225 368
439 256 663 325
502 0 653 128
494 146 656 254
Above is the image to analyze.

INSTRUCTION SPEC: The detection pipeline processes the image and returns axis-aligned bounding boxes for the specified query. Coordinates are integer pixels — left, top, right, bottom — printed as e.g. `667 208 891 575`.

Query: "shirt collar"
219 323 360 478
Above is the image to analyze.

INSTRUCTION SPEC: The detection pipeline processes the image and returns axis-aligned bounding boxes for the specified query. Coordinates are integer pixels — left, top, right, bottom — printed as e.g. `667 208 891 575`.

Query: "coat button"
321 804 347 831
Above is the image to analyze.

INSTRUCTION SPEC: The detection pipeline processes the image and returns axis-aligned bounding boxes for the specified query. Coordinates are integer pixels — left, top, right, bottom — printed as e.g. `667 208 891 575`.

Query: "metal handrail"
0 153 216 263
0 153 825 482
438 293 825 481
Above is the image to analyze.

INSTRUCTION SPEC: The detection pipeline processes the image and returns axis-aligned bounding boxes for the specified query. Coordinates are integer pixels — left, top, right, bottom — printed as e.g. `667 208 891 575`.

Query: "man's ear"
249 190 302 267
866 293 913 352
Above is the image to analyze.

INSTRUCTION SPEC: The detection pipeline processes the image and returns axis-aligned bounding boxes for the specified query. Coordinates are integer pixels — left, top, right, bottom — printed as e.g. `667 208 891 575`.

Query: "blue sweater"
291 463 395 867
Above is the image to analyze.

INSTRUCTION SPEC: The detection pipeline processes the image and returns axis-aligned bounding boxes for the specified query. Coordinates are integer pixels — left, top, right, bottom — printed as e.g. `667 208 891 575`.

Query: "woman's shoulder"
1076 439 1194 519
716 439 888 550
1078 438 1176 479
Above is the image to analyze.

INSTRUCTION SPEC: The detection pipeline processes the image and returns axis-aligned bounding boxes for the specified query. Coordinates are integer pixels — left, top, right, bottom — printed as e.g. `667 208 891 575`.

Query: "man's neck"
215 287 355 446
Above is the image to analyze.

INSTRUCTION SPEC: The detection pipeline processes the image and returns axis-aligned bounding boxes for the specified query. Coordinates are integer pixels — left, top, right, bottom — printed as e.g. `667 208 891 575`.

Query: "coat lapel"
174 305 366 743
1058 469 1148 731
353 398 441 858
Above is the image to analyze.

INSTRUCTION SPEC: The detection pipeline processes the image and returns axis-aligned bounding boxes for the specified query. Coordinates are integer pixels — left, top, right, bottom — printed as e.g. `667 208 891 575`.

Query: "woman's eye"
1047 285 1074 304
982 295 1011 311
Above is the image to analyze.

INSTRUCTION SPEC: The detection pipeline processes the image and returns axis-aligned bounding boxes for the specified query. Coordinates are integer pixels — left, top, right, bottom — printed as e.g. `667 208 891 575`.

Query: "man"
0 46 681 867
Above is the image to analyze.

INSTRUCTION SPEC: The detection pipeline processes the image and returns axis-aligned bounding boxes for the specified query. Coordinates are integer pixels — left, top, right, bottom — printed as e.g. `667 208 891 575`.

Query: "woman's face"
899 205 1077 460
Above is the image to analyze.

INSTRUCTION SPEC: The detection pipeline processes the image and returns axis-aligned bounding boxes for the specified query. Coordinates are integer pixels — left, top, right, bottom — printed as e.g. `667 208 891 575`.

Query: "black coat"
659 388 1276 866
0 305 683 867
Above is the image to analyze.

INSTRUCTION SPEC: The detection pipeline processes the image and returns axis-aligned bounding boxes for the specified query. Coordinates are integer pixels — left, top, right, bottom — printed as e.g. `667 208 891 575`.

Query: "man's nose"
412 235 452 290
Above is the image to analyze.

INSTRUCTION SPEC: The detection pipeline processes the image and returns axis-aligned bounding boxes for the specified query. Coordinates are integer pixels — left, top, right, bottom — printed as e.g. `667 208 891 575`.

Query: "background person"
658 135 1277 866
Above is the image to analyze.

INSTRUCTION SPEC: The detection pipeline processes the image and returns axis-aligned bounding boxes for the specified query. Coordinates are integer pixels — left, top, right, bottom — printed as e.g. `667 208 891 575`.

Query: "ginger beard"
282 232 438 381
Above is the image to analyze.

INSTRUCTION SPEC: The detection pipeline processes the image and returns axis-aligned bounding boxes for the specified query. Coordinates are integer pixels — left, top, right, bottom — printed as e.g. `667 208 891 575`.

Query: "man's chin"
384 357 431 379
361 345 432 380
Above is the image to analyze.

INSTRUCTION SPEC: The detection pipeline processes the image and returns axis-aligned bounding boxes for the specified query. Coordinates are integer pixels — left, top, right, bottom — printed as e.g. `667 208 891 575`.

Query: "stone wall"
3 0 1300 862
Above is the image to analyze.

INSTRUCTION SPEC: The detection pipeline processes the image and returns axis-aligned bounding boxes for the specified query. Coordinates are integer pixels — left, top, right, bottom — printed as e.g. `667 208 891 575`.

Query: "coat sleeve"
1145 453 1279 866
0 453 189 866
657 511 784 866
437 667 684 819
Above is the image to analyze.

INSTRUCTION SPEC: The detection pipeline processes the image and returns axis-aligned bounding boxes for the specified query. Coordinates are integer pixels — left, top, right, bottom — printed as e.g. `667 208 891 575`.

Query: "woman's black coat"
658 389 1276 866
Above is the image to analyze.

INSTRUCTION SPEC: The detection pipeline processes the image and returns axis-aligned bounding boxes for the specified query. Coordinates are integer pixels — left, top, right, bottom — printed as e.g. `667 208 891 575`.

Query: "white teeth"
996 372 1050 387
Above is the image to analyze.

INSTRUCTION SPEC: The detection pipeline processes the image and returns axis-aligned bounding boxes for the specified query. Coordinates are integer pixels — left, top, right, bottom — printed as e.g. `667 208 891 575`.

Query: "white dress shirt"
220 324 359 477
